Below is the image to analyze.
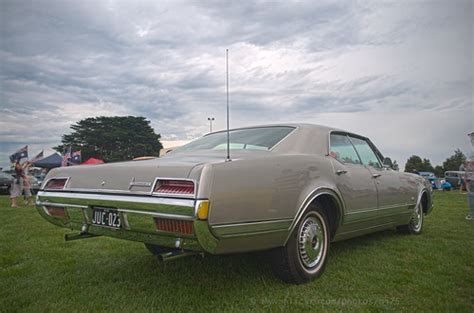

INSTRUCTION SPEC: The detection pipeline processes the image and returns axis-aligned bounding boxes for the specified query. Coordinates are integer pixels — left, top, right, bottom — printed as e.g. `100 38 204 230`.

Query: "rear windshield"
174 127 295 152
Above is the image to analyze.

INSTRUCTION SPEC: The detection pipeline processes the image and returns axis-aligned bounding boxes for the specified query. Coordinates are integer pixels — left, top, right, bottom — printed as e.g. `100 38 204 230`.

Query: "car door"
329 133 379 228
348 136 412 224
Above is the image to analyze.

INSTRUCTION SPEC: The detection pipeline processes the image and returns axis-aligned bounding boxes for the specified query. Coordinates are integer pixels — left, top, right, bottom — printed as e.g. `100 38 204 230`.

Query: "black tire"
270 204 330 284
397 200 424 235
144 243 174 255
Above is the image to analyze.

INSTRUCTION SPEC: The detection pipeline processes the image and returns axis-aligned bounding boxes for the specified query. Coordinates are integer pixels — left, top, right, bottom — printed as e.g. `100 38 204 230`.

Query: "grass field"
0 192 473 312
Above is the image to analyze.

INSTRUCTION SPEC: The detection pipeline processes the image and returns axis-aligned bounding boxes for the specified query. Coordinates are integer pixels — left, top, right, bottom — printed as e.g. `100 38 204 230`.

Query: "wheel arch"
418 188 430 214
284 187 345 245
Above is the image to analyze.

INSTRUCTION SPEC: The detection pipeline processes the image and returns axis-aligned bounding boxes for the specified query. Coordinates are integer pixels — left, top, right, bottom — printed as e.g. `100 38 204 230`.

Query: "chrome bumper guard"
35 191 218 253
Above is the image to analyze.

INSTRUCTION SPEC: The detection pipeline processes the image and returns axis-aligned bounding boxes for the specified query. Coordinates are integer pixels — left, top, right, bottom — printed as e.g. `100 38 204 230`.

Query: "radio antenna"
226 49 231 162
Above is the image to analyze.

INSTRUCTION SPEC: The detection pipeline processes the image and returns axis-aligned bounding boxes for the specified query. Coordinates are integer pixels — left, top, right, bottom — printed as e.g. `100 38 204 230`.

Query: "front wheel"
397 201 424 235
270 205 330 284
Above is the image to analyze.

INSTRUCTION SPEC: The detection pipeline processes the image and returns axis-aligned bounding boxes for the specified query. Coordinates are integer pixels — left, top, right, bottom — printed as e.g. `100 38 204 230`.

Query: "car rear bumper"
35 191 219 253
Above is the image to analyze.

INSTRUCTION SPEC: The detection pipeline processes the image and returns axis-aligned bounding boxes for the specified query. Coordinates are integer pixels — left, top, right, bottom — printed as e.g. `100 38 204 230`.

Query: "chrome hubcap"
412 203 423 231
298 215 325 268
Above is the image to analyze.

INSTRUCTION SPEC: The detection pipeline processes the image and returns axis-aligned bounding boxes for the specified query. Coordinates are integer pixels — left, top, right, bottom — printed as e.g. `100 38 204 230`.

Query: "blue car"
419 172 438 189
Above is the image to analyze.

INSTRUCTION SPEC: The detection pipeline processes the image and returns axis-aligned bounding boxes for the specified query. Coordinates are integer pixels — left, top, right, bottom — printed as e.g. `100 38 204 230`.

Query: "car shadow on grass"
77 227 406 290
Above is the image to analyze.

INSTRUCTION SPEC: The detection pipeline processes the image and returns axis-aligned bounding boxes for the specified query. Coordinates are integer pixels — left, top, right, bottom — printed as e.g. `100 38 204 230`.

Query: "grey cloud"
0 0 472 169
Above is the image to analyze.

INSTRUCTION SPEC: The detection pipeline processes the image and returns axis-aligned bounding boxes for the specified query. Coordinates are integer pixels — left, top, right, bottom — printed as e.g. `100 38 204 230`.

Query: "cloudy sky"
0 0 472 169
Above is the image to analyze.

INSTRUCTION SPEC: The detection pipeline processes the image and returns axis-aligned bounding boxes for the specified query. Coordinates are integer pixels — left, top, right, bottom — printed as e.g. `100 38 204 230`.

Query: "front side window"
330 134 361 164
349 136 382 168
172 127 295 153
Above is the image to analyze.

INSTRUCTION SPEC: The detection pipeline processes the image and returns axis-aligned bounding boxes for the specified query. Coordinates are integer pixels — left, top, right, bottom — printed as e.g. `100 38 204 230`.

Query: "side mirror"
383 157 393 169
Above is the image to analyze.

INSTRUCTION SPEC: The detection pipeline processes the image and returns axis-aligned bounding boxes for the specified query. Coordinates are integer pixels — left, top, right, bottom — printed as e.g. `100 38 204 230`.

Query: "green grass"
1 192 473 312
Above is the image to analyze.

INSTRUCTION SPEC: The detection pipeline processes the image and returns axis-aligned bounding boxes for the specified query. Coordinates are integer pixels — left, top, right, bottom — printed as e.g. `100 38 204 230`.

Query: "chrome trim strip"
64 188 152 195
344 203 416 215
117 208 194 221
37 200 195 221
269 126 298 151
43 176 70 191
217 229 289 238
336 221 396 237
37 201 88 209
417 189 427 211
212 218 293 228
37 191 195 207
211 218 293 238
284 186 346 245
55 177 198 199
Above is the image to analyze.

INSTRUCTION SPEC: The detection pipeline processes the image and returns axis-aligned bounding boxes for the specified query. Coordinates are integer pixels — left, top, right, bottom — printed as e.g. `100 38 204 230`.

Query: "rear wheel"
144 243 174 255
397 200 424 234
270 205 330 284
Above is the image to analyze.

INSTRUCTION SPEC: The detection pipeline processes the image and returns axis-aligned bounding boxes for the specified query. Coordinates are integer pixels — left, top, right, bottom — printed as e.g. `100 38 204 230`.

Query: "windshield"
174 127 295 153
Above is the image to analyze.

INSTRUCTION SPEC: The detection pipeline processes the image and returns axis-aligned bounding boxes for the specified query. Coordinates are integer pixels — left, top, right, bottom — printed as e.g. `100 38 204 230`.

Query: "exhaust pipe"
158 250 203 262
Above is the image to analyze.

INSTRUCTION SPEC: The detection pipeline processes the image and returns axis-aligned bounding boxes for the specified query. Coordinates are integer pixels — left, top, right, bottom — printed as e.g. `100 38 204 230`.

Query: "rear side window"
349 136 382 168
330 134 361 164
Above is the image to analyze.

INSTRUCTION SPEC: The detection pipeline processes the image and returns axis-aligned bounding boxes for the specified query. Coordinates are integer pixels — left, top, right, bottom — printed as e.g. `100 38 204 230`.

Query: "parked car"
35 124 433 284
444 171 465 188
0 172 14 194
419 172 438 189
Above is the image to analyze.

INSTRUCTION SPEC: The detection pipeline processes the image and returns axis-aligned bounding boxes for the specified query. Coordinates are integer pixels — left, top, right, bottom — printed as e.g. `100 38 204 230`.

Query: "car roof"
204 123 375 156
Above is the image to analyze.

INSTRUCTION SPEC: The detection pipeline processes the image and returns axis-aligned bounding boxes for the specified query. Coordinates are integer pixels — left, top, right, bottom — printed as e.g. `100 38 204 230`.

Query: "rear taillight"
153 180 195 196
154 218 194 235
45 206 66 218
45 178 68 190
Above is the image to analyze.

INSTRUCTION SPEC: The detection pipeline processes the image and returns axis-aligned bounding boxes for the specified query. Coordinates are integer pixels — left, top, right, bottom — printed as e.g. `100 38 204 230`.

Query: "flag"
9 145 28 162
62 147 71 167
71 150 81 164
30 150 44 163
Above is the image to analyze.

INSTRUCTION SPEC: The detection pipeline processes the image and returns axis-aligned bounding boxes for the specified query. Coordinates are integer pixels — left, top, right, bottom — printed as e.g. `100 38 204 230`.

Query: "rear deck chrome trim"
117 208 195 221
37 191 195 207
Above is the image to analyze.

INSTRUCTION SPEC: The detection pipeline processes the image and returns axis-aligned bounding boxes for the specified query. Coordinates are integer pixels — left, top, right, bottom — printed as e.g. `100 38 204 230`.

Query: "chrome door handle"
372 173 381 178
336 170 347 175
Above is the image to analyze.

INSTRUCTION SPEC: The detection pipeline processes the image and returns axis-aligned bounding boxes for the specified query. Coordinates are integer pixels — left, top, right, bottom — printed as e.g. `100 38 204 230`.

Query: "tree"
442 149 466 171
404 155 434 173
421 158 434 172
405 155 423 173
434 165 444 177
55 116 163 162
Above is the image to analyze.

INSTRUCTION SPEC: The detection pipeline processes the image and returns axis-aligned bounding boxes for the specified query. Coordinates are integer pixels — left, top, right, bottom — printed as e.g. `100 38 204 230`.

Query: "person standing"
10 161 24 207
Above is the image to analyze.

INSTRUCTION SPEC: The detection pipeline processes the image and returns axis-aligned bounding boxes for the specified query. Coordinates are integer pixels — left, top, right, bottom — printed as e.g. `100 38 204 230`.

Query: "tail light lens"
153 180 195 196
45 206 66 218
154 218 194 235
45 178 68 190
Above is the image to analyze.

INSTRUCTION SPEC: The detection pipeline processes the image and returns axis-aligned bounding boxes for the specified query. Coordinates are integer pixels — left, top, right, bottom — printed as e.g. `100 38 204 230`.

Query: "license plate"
91 207 121 229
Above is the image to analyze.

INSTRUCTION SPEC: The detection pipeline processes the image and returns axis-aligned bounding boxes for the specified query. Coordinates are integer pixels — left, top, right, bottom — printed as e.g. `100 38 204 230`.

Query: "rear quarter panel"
204 154 337 226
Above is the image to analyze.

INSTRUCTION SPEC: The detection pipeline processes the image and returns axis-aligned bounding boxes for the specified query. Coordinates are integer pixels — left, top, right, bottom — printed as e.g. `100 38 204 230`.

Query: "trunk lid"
47 149 270 193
